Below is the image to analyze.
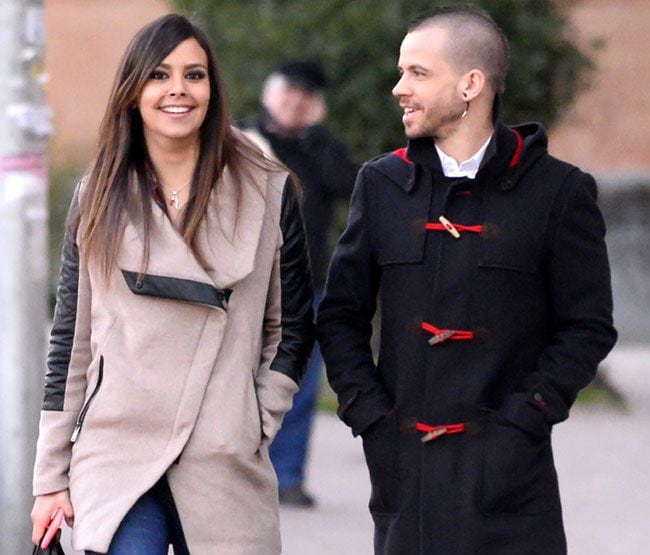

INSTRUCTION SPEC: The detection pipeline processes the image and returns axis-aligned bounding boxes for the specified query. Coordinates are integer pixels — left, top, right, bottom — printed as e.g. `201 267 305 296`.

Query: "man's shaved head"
409 6 509 95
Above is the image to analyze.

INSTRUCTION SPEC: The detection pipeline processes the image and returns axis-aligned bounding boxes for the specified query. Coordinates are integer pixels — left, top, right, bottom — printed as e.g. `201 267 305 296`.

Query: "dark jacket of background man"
250 110 357 290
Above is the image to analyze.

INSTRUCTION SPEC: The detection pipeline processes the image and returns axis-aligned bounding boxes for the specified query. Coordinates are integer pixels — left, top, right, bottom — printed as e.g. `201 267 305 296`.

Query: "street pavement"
61 345 649 554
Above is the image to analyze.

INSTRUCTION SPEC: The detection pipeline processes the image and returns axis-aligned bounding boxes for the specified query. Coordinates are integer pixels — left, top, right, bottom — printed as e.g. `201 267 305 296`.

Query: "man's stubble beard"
408 97 467 141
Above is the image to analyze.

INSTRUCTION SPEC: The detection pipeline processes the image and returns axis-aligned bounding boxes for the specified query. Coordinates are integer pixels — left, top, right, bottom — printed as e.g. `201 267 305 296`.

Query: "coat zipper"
71 356 104 443
252 369 265 442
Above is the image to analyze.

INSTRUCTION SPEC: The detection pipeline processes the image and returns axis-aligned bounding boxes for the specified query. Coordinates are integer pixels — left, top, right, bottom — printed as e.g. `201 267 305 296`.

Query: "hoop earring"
461 101 469 118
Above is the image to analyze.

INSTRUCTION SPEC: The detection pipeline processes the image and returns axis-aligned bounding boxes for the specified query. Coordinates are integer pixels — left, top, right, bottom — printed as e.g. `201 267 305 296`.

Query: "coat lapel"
197 165 269 289
117 166 268 306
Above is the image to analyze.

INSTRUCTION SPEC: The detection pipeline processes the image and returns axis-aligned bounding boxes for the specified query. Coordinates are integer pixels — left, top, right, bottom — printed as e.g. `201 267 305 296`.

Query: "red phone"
40 507 64 549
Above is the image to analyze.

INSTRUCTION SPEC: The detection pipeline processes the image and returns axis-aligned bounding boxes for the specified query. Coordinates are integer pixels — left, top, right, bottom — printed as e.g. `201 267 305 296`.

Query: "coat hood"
367 122 549 193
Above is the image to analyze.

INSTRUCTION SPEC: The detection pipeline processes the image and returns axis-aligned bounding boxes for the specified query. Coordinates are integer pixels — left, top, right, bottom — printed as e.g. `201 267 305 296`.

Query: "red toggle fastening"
425 220 483 237
421 322 474 345
415 421 466 443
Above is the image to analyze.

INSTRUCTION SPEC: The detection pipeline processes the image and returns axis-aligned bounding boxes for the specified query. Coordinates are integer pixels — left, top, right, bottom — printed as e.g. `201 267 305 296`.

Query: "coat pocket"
71 356 104 443
478 414 559 515
478 222 543 274
361 413 400 515
376 220 426 267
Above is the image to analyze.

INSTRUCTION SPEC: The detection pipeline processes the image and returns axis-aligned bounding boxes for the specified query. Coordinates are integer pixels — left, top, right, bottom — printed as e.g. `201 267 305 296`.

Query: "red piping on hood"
509 129 524 168
394 128 524 169
392 147 413 164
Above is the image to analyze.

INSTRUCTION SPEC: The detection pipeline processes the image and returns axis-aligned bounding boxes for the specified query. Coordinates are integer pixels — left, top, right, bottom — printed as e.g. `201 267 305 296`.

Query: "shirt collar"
434 134 493 179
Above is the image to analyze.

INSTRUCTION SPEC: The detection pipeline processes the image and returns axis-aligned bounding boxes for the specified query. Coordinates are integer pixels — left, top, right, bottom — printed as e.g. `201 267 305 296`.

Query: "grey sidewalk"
62 345 649 554
281 345 650 555
281 347 650 555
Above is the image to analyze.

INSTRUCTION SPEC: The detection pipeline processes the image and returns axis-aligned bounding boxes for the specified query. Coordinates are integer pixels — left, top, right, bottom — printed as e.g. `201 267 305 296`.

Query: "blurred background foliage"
49 0 597 306
171 0 595 162
48 165 80 313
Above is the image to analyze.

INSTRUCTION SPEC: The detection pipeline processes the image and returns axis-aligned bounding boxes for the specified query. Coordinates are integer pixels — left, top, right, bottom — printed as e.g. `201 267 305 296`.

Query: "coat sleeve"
316 167 393 436
254 177 315 443
33 187 92 495
500 170 618 436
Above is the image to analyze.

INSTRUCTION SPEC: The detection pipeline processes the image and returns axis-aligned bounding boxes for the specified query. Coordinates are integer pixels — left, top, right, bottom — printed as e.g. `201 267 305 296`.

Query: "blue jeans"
269 294 322 491
86 476 188 555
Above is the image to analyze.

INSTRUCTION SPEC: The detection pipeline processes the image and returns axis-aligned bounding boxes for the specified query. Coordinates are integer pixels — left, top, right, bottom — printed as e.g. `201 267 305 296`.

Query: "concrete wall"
598 173 650 344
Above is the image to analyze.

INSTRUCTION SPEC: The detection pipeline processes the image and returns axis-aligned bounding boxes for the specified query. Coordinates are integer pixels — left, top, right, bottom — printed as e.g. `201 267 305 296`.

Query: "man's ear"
459 69 486 101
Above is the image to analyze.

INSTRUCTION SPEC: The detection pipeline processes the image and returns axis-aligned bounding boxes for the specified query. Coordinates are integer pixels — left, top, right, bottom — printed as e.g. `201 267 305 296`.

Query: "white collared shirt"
435 134 493 179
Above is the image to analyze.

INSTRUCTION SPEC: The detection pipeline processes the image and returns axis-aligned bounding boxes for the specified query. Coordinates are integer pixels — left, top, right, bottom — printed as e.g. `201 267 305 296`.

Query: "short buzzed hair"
409 5 510 95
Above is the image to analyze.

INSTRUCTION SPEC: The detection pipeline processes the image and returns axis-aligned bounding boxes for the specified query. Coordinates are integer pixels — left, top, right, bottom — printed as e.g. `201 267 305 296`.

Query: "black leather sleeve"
43 196 80 411
269 177 315 384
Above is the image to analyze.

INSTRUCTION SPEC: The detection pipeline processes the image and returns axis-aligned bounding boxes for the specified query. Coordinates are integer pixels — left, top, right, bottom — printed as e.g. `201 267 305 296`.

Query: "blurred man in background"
243 60 358 507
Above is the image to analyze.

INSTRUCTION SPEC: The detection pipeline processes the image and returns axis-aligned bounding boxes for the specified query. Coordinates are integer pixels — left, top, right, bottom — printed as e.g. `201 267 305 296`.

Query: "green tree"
171 0 593 162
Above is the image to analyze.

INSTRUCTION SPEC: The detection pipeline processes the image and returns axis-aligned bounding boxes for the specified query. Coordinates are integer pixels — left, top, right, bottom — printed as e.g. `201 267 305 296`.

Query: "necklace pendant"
160 179 190 210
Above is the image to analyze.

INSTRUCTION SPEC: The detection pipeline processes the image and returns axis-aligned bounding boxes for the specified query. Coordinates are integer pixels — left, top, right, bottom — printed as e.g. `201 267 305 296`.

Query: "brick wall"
45 0 169 167
548 0 650 173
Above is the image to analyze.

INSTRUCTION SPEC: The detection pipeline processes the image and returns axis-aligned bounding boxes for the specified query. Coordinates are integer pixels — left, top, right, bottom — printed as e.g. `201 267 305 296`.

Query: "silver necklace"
160 180 191 209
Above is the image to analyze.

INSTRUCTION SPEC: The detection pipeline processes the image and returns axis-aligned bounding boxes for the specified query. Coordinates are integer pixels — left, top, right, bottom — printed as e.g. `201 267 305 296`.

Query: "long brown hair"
77 14 276 277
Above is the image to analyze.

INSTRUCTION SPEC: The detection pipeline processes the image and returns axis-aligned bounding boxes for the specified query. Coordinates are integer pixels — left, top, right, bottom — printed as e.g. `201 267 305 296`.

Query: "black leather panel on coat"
43 222 80 411
121 270 231 310
269 177 315 384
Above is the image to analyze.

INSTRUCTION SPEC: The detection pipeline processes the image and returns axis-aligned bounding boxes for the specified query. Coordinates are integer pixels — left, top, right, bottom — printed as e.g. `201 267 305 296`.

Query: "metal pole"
0 1 51 552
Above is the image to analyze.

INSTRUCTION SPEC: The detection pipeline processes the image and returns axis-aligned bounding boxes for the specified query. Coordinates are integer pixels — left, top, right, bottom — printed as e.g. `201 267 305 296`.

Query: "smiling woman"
138 39 210 150
138 37 211 216
30 13 315 555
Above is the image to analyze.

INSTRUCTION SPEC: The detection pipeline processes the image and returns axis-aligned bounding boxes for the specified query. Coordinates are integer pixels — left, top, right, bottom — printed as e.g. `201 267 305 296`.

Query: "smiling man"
316 6 617 554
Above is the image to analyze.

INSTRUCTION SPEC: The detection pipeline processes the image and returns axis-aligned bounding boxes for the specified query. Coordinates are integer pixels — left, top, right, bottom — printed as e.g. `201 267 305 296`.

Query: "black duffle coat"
317 122 617 554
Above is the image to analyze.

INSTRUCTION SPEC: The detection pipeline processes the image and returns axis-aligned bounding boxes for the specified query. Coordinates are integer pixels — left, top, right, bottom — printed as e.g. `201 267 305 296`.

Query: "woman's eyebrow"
155 62 208 70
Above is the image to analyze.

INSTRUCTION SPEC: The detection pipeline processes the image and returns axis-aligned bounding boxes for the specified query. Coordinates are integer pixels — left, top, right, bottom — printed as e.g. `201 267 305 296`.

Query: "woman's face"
137 37 211 148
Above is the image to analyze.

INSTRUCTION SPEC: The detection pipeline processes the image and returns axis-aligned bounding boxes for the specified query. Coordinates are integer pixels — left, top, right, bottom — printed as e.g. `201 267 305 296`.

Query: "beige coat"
33 163 313 553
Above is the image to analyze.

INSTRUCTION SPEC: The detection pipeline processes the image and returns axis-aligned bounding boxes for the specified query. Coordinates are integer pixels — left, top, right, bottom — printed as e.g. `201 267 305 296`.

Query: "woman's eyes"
149 70 207 81
186 70 206 81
